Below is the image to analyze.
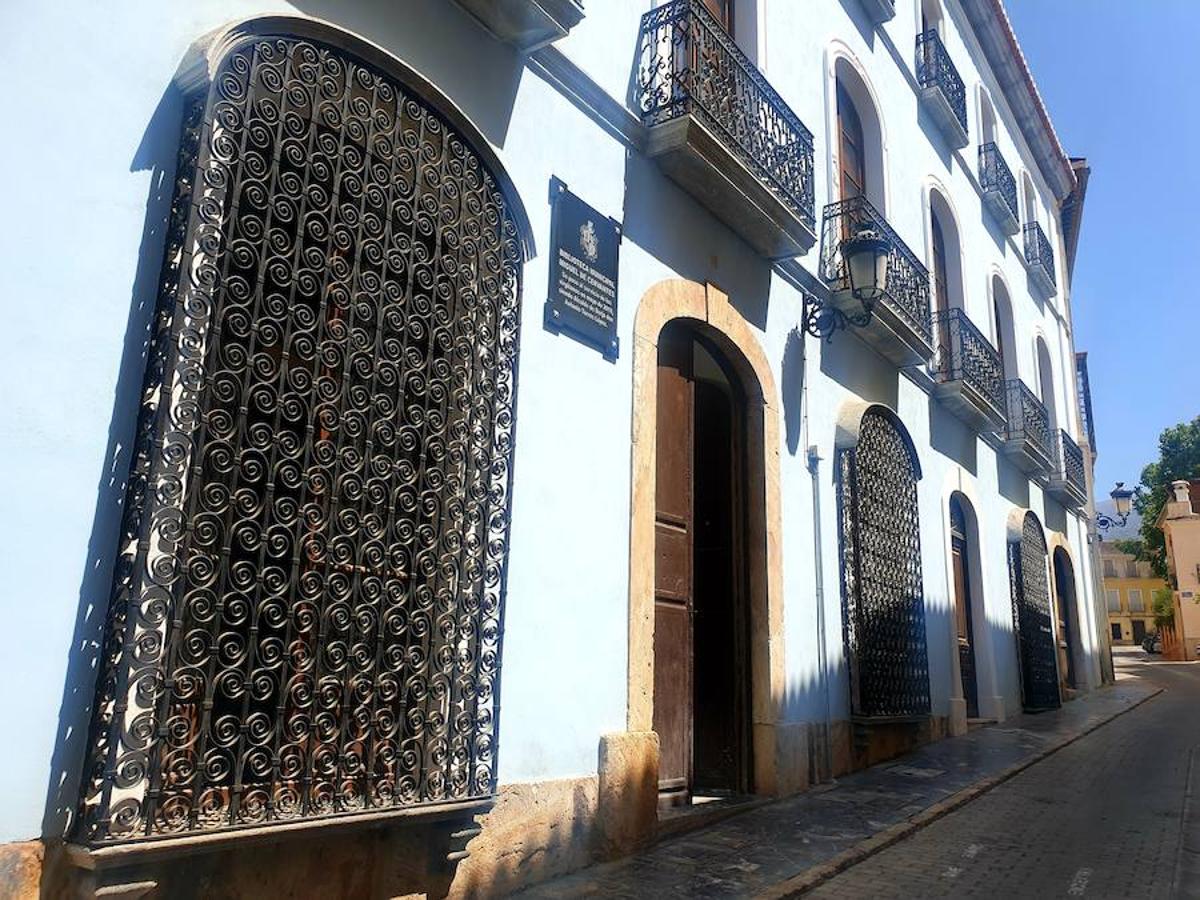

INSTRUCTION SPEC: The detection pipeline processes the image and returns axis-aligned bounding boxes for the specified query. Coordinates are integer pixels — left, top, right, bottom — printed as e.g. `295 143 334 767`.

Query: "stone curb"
757 686 1165 899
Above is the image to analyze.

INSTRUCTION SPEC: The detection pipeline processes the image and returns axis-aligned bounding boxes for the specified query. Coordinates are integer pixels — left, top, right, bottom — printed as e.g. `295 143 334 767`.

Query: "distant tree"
1136 416 1200 579
1152 587 1176 630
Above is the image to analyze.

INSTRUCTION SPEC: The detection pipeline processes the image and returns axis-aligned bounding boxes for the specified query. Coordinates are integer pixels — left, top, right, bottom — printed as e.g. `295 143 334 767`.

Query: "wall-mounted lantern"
1096 482 1134 531
801 224 893 340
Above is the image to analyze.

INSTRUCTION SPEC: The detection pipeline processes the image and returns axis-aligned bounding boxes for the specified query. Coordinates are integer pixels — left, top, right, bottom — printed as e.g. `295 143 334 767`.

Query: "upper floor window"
1035 336 1058 429
838 83 867 204
1103 559 1117 577
702 0 734 32
1022 170 1039 226
920 0 943 36
76 24 527 846
1126 560 1140 578
1106 589 1121 611
979 88 997 145
1129 589 1146 612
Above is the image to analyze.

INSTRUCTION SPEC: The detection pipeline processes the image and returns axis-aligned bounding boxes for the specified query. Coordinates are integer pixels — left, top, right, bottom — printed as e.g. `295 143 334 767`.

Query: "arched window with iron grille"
1008 511 1061 711
75 19 529 845
837 406 930 719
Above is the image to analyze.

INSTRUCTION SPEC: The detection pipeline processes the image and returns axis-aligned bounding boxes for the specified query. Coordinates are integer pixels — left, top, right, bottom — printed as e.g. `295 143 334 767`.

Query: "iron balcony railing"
636 0 815 232
820 195 932 345
1054 429 1087 501
1004 379 1053 466
933 308 1006 419
1024 221 1057 291
979 142 1019 224
916 30 967 137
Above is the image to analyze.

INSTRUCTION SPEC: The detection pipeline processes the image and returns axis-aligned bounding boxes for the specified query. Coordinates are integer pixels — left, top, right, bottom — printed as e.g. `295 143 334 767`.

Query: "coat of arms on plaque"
579 220 599 262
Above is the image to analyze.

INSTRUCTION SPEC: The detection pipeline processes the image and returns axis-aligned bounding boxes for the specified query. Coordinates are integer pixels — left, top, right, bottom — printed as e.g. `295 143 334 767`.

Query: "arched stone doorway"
1052 546 1079 692
628 280 789 803
1007 510 1060 711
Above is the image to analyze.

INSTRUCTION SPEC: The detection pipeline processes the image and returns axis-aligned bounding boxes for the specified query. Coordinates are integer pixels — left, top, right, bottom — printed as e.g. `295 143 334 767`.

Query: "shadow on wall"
928 395 977 476
782 328 806 455
290 0 524 149
40 85 186 843
621 152 772 331
818 326 899 411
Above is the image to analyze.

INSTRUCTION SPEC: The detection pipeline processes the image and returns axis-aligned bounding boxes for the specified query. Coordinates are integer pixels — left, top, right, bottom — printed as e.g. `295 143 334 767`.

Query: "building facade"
1100 542 1167 646
0 0 1106 895
1158 480 1200 662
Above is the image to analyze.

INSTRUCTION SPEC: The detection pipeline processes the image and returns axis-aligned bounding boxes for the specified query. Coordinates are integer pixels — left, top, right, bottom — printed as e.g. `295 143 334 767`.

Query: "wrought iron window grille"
979 142 1019 224
1009 513 1060 711
1003 379 1053 466
817 196 932 345
75 33 524 846
837 410 931 720
932 308 1006 418
635 0 816 232
1024 220 1057 290
915 29 968 137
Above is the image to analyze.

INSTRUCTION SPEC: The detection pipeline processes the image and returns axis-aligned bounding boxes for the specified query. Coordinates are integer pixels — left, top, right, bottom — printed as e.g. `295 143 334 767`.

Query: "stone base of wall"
0 840 43 900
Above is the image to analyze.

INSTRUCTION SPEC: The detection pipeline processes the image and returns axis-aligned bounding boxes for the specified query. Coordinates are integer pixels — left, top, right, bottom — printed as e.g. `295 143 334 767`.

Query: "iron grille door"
77 34 524 844
1009 514 1060 711
838 411 931 719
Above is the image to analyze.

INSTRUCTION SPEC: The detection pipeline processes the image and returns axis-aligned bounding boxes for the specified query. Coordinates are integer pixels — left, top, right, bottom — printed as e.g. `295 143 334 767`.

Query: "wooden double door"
653 322 751 805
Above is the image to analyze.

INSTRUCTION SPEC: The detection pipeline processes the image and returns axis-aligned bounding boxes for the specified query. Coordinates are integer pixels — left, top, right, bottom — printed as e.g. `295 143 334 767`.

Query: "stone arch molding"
173 14 535 260
627 279 791 795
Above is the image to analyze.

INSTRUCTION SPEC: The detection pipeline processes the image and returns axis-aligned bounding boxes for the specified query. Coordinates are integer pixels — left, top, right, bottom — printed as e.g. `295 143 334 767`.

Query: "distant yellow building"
1100 541 1168 645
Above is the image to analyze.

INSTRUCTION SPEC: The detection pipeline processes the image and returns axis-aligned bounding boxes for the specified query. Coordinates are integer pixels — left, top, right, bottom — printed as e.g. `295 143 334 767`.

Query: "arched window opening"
838 407 930 719
979 88 997 145
1052 548 1079 691
1036 336 1057 428
1008 512 1060 711
928 191 964 316
991 275 1017 380
1022 171 1038 226
948 496 979 718
77 27 526 846
920 0 943 35
833 58 886 214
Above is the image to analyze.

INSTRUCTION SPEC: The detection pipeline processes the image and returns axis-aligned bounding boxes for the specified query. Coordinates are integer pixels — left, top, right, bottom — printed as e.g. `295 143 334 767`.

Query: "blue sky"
1005 0 1200 495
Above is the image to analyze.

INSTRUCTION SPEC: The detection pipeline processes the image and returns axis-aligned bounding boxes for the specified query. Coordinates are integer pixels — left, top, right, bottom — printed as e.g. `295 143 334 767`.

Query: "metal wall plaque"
544 177 621 360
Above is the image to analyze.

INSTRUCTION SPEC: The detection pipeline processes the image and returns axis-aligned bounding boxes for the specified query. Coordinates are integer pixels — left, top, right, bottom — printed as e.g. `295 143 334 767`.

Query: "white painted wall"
0 0 1098 844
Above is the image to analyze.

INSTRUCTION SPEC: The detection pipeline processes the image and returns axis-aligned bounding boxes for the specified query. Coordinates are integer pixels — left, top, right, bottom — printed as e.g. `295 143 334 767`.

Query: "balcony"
916 30 968 149
452 0 585 51
859 0 896 25
932 309 1007 433
1048 430 1087 509
1024 221 1058 297
979 142 1019 235
636 0 816 259
1001 380 1054 475
819 196 933 366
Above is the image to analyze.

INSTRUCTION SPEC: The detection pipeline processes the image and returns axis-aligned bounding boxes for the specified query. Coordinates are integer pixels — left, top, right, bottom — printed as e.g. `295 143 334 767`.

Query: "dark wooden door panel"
951 538 978 719
653 601 691 791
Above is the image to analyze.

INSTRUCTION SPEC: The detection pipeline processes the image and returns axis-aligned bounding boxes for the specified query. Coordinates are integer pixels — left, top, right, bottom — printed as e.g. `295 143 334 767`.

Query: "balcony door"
950 497 979 719
654 321 750 806
701 0 733 32
837 83 866 205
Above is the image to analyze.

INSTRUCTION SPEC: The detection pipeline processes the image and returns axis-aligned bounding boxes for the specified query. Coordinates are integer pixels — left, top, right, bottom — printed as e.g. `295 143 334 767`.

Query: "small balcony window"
916 29 968 148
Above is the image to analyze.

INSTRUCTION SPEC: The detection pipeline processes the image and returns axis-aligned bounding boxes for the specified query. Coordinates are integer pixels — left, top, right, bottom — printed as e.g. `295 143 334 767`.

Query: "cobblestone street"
809 649 1199 898
519 651 1183 899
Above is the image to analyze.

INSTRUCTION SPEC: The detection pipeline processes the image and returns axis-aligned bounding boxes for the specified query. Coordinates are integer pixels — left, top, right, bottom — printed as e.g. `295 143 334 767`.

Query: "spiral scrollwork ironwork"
1003 380 1053 471
838 409 931 719
1009 513 1060 711
979 142 1018 225
77 34 523 844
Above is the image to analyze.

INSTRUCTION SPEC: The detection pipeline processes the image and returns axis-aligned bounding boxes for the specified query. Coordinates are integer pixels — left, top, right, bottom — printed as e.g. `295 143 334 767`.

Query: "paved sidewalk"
518 677 1160 899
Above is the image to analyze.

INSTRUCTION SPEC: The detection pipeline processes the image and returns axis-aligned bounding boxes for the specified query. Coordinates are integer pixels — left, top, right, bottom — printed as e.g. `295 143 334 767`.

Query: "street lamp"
800 223 893 340
1096 481 1134 531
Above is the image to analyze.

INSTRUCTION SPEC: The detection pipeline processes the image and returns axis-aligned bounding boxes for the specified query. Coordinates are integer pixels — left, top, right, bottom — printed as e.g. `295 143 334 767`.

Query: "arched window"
1036 336 1057 428
837 407 930 719
1008 511 1060 711
833 58 886 213
991 275 1016 380
1022 171 1038 226
837 81 866 204
920 0 943 35
979 88 997 145
77 23 528 845
928 190 964 316
948 495 979 718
